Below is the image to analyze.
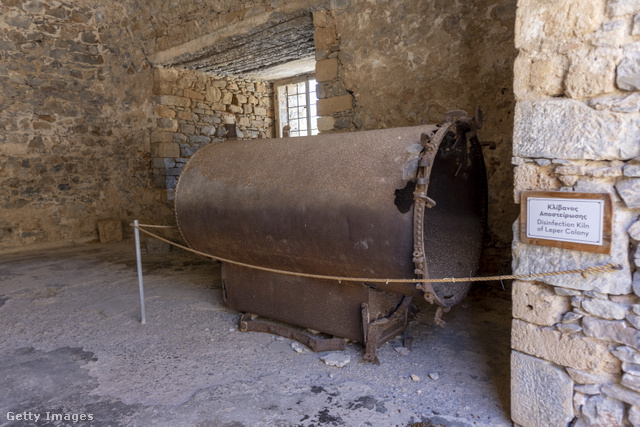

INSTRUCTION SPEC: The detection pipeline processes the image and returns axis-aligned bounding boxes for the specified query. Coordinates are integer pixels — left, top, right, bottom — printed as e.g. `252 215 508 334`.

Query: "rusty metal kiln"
175 112 487 362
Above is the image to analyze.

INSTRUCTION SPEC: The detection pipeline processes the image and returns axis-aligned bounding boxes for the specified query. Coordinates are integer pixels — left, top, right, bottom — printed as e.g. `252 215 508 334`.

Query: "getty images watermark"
7 411 94 423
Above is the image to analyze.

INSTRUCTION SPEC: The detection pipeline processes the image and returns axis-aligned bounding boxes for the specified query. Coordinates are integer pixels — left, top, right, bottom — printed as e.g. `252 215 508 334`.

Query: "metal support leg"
133 219 147 325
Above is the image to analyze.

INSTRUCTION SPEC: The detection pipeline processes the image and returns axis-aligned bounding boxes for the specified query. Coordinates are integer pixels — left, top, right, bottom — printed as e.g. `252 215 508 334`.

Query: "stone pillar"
313 10 354 133
512 0 640 425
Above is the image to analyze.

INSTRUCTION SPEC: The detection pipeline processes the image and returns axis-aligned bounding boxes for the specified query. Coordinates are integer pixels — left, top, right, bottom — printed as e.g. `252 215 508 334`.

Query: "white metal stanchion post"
133 219 147 325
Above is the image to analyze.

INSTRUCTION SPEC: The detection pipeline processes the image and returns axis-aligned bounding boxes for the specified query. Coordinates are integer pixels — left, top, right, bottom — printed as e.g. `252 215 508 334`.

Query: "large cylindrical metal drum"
175 124 486 307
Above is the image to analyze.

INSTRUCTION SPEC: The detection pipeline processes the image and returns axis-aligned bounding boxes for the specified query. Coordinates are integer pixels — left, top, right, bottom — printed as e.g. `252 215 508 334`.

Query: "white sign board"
526 197 604 245
520 191 613 254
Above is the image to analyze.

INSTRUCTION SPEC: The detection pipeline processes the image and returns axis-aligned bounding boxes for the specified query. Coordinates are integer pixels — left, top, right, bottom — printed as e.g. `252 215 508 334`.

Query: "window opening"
275 75 318 137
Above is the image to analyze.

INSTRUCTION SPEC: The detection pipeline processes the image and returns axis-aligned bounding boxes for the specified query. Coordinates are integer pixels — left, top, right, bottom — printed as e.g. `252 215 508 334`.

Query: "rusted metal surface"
176 125 440 283
238 313 346 352
222 263 404 343
362 296 413 364
175 118 487 359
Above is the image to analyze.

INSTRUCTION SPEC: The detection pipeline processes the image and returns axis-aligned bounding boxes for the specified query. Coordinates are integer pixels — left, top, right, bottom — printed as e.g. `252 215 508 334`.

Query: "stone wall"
512 0 640 425
312 0 518 263
0 0 171 250
137 0 519 257
132 0 519 262
0 0 278 250
151 67 274 200
1 0 519 258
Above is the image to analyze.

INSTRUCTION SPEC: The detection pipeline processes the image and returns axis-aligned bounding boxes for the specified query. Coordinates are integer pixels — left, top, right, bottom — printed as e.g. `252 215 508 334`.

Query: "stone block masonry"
512 0 640 425
315 57 338 82
316 94 353 116
0 0 173 250
151 68 274 197
97 219 123 243
511 351 574 426
312 10 355 135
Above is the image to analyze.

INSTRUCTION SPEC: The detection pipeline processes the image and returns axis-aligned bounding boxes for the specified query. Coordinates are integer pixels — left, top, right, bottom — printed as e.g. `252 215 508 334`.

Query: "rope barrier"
132 223 623 284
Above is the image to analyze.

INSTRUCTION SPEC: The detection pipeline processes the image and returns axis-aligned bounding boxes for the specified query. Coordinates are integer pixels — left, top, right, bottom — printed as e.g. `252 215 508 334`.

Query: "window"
275 75 318 137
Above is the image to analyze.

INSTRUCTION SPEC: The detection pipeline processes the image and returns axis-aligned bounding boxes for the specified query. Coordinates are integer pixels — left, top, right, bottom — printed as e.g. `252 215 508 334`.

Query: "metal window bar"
276 76 318 138
305 81 311 136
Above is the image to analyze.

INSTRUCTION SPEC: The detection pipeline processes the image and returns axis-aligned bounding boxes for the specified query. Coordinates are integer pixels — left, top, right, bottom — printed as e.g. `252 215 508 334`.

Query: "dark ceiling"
157 13 316 79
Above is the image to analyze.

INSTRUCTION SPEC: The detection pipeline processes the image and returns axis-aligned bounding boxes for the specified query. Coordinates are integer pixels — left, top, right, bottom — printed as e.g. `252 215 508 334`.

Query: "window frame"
273 74 318 138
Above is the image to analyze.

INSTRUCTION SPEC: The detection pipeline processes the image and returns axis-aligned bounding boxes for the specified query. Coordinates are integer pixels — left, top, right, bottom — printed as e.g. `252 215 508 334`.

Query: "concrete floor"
0 241 512 426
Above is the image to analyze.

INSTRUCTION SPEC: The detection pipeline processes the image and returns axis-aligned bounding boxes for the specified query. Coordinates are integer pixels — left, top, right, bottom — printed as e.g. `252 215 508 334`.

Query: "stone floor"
0 241 512 426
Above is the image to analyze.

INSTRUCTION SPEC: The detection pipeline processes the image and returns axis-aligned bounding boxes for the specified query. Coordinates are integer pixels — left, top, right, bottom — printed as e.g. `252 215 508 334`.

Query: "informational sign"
520 191 613 254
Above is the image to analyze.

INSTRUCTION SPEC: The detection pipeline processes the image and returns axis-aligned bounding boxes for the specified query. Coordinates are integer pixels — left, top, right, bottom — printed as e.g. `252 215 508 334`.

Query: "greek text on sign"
520 191 613 254
528 198 603 244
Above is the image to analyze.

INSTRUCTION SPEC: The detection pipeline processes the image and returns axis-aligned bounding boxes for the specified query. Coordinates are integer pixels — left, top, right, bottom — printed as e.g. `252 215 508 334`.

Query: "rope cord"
132 223 622 284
